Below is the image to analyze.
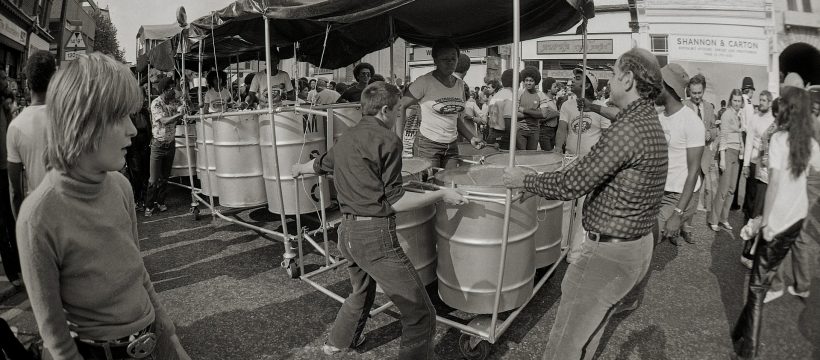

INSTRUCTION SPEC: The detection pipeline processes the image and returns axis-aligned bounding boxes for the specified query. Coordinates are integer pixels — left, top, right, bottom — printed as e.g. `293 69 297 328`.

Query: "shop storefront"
0 12 27 79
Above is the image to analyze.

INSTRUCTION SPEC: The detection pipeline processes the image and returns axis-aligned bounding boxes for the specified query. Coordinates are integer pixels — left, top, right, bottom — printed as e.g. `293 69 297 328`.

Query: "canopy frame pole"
389 16 395 84
490 0 521 342
178 27 198 214
264 15 297 271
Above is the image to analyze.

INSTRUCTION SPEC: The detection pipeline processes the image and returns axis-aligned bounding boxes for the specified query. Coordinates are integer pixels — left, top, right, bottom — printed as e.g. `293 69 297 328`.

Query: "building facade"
772 0 819 87
0 0 54 80
49 0 97 64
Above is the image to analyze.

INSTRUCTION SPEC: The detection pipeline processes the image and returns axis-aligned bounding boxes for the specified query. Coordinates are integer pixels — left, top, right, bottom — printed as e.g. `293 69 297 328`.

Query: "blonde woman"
16 53 189 360
709 89 744 231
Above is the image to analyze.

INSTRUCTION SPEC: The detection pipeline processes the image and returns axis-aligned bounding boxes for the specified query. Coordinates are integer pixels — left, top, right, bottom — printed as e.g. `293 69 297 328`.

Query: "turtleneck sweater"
17 170 161 360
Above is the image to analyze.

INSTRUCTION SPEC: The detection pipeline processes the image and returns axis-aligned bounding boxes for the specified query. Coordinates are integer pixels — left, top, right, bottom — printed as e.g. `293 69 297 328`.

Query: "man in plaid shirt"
505 48 667 359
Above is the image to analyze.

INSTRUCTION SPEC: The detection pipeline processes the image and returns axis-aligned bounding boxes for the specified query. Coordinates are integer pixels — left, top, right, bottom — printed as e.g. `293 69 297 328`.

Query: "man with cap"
655 64 705 245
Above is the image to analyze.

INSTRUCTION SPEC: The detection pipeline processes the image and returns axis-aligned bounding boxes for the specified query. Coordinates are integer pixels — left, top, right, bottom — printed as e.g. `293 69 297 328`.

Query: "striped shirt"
523 99 668 238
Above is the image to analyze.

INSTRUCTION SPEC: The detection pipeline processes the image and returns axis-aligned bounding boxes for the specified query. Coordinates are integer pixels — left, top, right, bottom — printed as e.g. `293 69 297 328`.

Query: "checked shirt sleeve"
523 121 637 201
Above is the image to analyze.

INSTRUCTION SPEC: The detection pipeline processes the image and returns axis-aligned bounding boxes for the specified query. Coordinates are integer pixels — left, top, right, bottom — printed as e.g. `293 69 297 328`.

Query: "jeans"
542 232 653 360
563 196 586 262
711 149 739 225
743 164 765 222
126 142 151 206
75 310 190 360
413 133 459 169
656 191 698 242
328 216 435 360
0 169 20 282
704 160 720 217
539 125 557 151
732 220 803 359
486 127 511 150
517 128 540 150
145 140 175 208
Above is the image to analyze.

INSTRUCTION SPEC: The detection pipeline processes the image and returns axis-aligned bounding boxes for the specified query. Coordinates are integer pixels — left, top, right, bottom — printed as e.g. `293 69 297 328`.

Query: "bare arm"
588 102 619 121
555 121 568 152
8 162 24 217
392 189 464 212
397 95 419 138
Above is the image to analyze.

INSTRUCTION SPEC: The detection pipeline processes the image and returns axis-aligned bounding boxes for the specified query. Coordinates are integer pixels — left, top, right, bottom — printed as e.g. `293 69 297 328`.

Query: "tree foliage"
92 12 125 62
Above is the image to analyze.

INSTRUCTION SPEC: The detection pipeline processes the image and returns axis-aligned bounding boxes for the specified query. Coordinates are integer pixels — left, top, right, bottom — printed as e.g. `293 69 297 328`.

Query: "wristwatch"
673 208 684 215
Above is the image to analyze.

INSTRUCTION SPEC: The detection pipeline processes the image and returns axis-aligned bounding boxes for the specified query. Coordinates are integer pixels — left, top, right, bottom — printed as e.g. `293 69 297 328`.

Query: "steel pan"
212 113 267 208
486 151 564 267
329 105 362 143
434 164 537 314
457 143 500 165
259 111 330 215
397 158 437 285
195 117 218 197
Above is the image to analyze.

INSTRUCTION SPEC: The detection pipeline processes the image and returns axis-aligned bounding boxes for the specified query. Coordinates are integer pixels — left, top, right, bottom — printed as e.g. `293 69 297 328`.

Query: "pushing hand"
442 188 469 206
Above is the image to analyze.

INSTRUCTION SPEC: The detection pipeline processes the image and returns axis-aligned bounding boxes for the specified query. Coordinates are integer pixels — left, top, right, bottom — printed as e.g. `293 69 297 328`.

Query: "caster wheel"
190 207 200 221
458 334 490 360
283 259 300 279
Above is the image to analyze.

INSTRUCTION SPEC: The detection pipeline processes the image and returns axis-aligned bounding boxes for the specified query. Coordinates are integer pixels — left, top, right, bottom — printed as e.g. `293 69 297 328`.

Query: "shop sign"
668 35 768 66
411 47 487 62
0 14 26 46
65 49 87 61
537 39 613 54
29 34 50 54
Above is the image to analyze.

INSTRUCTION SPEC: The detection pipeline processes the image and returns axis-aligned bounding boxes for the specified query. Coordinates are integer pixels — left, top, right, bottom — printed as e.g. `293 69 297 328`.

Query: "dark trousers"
539 125 557 151
126 143 151 205
0 318 31 360
413 133 459 170
732 219 804 359
0 169 20 282
743 164 766 221
328 216 435 360
516 128 540 150
145 140 175 208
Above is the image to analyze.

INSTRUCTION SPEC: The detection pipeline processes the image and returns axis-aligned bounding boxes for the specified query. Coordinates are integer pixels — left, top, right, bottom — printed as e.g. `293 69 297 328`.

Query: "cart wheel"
283 259 300 279
190 206 200 221
458 334 490 360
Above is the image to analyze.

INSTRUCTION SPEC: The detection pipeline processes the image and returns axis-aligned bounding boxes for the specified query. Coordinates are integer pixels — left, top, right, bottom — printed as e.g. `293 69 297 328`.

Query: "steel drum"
397 158 437 285
457 143 500 166
195 117 218 197
213 113 267 208
259 111 330 215
171 124 196 177
434 164 537 314
329 105 362 143
486 151 564 267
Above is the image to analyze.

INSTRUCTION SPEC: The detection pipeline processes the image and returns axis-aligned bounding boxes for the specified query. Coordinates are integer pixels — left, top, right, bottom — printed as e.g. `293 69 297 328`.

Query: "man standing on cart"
292 82 467 359
504 48 667 359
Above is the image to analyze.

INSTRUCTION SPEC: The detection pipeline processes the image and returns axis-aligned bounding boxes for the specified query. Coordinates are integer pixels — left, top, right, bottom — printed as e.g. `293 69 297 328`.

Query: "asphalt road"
2 186 818 359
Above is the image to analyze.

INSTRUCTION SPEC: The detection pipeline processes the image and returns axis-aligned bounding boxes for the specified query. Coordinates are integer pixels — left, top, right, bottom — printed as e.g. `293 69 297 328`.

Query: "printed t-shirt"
409 72 465 144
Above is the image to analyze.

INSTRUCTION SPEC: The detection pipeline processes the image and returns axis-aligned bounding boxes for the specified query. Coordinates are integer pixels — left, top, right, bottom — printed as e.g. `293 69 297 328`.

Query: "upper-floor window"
788 0 798 11
802 0 812 12
651 35 668 53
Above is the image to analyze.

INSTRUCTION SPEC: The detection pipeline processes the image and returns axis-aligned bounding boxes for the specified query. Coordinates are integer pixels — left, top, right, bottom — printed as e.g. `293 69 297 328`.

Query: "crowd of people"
0 37 817 359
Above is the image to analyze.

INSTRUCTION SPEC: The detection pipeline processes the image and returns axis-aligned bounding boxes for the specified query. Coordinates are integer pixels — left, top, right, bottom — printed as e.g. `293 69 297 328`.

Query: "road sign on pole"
65 32 86 48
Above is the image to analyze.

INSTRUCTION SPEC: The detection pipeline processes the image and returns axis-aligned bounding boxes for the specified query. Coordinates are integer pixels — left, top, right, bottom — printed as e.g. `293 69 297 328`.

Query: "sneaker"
144 207 154 217
709 223 720 231
740 257 753 269
322 335 366 355
764 289 784 303
135 202 145 212
719 222 734 231
157 204 168 212
787 285 809 298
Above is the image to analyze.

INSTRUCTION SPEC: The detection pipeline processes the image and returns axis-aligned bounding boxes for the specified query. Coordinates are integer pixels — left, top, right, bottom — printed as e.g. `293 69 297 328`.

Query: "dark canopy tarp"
183 0 594 69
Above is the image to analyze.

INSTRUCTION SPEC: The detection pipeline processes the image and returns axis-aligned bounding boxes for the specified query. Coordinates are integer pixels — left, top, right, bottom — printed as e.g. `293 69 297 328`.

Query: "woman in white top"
203 70 233 114
732 86 820 359
398 38 483 169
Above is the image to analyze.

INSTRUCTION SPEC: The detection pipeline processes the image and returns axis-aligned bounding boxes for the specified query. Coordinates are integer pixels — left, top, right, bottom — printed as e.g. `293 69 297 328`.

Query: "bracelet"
673 207 684 215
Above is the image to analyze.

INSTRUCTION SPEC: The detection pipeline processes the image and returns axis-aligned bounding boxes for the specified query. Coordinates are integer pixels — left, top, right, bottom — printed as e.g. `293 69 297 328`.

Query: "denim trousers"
517 128 540 150
145 140 175 208
328 216 436 360
703 160 720 217
74 310 190 360
542 232 653 360
711 148 739 224
732 219 804 359
656 191 698 242
539 125 557 151
413 133 459 169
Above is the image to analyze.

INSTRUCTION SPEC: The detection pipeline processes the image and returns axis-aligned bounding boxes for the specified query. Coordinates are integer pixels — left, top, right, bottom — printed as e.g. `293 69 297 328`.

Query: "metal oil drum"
397 157 436 285
434 164 537 314
259 110 330 215
195 117 218 197
170 135 196 178
212 113 267 208
457 143 499 166
329 105 361 143
486 151 564 267
174 123 197 138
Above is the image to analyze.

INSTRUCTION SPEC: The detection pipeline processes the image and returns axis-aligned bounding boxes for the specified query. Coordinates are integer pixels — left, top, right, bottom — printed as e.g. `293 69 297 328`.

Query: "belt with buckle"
587 231 642 243
342 214 379 221
75 323 157 359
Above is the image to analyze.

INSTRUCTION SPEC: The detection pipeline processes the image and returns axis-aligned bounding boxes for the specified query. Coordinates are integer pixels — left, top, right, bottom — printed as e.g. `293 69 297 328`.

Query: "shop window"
651 35 668 53
802 0 812 12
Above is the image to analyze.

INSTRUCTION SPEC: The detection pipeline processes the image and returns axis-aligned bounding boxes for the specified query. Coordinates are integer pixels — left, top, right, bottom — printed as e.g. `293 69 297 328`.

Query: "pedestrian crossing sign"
65 32 86 49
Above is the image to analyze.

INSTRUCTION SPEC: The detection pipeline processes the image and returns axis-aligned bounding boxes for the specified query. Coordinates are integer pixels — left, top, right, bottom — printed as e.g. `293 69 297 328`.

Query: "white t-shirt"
560 98 611 157
204 88 233 113
313 89 341 105
765 132 820 238
743 110 775 167
659 106 705 193
487 88 513 131
249 70 293 107
6 105 49 194
409 72 466 144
